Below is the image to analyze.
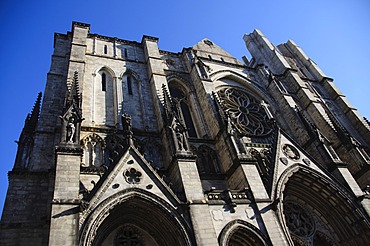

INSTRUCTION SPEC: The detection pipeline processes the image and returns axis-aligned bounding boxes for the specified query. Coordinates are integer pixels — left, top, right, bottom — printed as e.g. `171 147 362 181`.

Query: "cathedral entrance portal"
80 189 194 246
278 166 370 245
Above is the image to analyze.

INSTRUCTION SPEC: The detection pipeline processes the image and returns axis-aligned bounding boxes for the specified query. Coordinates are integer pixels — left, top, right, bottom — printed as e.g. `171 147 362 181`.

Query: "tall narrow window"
104 45 108 54
127 76 133 95
169 86 197 138
124 48 128 58
102 73 107 91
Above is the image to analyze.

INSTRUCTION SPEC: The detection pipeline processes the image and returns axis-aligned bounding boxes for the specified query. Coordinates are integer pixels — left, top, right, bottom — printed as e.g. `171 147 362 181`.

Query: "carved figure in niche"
175 123 185 150
66 116 76 142
122 113 132 134
282 144 300 160
170 119 188 151
81 134 105 167
122 113 134 145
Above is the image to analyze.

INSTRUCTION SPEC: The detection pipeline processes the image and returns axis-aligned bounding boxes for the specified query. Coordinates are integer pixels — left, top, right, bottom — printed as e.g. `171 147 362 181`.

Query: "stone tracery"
217 88 273 137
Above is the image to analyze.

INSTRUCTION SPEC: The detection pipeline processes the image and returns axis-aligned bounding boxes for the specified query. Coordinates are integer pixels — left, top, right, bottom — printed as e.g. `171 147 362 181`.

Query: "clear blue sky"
0 0 369 215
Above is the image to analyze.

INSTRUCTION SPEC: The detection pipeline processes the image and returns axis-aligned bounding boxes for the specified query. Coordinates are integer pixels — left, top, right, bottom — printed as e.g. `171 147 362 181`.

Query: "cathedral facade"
1 22 370 245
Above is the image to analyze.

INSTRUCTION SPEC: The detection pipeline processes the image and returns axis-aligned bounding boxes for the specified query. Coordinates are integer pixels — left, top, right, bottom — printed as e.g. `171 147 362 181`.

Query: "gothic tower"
1 22 369 245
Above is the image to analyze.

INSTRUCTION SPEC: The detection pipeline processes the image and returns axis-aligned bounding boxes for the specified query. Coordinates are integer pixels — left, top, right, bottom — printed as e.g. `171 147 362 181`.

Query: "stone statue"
122 113 133 145
66 116 76 143
170 119 187 151
122 113 132 134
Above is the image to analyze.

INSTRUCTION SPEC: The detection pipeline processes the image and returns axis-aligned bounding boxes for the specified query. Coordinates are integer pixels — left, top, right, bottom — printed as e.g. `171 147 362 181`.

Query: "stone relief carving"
282 144 300 160
211 209 224 221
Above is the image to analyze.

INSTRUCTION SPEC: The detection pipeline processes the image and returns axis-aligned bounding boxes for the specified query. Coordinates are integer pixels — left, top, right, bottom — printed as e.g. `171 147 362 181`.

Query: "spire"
162 84 174 122
24 92 42 134
59 71 83 145
14 92 42 169
65 71 81 110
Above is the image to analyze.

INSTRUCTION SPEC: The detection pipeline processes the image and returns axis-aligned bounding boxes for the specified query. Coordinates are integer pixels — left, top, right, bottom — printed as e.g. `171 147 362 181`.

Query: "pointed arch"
95 66 117 78
218 219 269 246
79 188 195 246
196 144 220 175
117 69 145 129
212 71 280 131
210 70 253 86
275 164 370 245
93 66 116 126
167 76 201 138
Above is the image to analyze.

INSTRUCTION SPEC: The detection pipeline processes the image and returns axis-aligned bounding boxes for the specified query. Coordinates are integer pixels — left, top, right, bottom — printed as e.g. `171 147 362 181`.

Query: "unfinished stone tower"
1 22 370 245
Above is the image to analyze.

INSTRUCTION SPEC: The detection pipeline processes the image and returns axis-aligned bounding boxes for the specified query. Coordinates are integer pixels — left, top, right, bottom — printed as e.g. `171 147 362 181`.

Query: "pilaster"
48 147 82 246
172 156 219 245
142 35 167 130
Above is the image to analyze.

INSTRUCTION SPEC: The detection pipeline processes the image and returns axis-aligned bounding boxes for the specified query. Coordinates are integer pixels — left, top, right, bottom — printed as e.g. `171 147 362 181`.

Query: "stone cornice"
159 50 182 56
8 170 51 178
51 198 81 205
198 56 251 70
88 34 143 47
141 35 159 43
55 145 83 155
85 53 145 64
72 21 90 29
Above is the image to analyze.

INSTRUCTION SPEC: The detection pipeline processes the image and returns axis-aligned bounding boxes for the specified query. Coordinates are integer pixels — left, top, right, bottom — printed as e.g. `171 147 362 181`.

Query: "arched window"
119 72 144 129
127 76 133 95
169 86 197 138
101 73 107 91
124 48 128 58
94 69 114 126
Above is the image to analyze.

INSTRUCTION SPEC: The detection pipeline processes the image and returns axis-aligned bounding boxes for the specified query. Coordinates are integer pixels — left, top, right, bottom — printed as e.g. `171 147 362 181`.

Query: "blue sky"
0 0 369 215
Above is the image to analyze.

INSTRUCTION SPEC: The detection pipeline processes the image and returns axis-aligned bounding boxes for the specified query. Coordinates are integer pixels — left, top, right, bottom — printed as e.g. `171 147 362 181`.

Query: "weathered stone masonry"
1 22 370 245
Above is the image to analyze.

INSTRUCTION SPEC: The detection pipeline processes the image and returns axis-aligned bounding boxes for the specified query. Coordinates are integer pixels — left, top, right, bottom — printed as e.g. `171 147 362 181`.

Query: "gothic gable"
80 146 183 219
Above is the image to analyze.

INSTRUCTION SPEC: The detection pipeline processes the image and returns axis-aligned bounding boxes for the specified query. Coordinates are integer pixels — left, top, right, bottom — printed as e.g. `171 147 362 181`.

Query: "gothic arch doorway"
218 220 269 246
80 189 194 246
276 165 370 245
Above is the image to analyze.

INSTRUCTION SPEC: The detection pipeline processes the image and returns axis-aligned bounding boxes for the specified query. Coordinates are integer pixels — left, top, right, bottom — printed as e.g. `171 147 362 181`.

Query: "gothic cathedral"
1 22 370 245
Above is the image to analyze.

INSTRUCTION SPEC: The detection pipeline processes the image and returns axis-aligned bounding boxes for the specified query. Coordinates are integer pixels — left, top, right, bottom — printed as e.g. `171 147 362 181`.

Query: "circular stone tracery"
217 88 273 136
284 202 315 237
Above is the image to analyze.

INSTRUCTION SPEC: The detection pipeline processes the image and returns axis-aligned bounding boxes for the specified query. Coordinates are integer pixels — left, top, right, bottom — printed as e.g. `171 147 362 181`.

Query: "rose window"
217 88 273 136
284 202 315 237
